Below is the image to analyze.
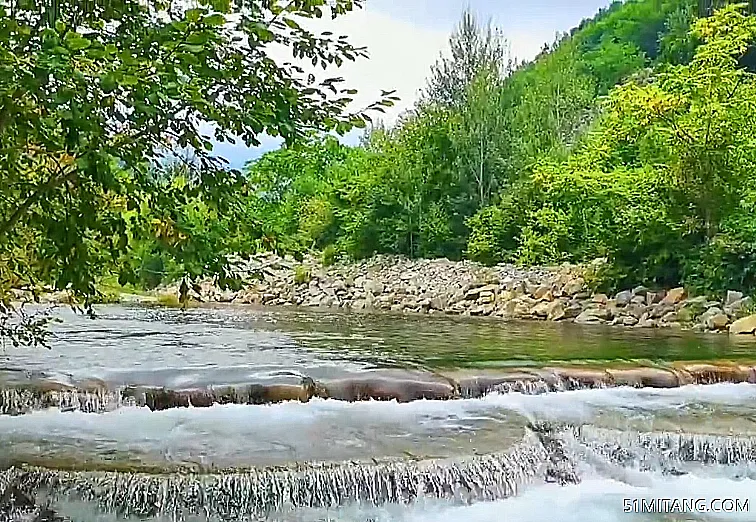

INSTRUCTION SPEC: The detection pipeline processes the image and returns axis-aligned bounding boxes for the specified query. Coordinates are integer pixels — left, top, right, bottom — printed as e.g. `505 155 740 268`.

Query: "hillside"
130 1 756 300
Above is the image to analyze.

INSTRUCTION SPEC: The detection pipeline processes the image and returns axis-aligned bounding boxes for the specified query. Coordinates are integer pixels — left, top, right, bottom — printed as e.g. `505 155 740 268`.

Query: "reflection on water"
1 304 754 388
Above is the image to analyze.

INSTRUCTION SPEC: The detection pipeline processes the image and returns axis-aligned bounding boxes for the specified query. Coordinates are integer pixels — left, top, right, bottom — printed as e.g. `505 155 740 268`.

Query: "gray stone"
562 278 585 296
646 291 665 305
705 313 730 330
622 316 638 326
547 302 566 321
593 293 609 305
661 311 678 323
631 295 646 305
730 314 756 335
364 280 384 295
726 290 744 306
615 290 633 306
632 285 649 296
575 310 605 325
725 296 753 316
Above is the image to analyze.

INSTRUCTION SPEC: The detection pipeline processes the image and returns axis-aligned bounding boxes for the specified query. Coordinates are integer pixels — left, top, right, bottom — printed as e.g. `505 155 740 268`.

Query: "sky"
211 0 613 170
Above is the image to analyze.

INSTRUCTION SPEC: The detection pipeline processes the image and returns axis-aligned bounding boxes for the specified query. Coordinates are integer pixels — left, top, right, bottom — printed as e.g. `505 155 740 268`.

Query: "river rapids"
1 305 756 521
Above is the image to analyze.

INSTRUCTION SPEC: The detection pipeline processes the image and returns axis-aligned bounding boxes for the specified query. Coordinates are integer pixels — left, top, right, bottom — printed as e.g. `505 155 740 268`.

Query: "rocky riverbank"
150 254 756 335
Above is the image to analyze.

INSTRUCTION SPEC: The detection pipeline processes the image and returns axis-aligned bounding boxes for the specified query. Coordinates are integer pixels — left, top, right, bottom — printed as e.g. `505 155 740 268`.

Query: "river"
2 304 756 521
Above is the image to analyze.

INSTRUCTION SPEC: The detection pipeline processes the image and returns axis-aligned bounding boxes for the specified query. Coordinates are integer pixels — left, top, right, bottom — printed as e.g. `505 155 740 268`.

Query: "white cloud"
265 7 450 127
205 4 571 165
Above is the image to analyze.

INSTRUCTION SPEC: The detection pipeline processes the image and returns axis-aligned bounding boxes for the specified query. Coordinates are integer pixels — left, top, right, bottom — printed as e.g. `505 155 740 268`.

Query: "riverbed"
2 305 756 521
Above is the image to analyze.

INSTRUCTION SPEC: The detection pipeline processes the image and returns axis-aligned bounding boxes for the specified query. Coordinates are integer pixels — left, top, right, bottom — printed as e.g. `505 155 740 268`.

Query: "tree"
452 68 508 208
0 0 397 346
423 8 511 107
605 2 756 238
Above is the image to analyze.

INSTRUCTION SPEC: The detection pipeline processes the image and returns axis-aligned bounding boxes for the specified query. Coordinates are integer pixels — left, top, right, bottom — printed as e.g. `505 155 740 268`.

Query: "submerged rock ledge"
2 424 756 521
1 362 755 415
0 436 550 520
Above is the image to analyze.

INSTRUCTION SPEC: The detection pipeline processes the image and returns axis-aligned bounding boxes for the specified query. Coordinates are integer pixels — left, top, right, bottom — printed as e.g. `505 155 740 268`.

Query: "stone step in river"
2 305 756 521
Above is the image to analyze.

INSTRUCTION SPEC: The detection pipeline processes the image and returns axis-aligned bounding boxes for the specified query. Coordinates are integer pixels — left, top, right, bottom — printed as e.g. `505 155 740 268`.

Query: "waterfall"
0 387 130 415
566 425 756 468
0 435 552 521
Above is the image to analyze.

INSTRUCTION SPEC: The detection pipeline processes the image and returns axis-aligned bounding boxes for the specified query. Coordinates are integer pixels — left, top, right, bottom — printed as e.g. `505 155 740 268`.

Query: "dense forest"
132 0 756 297
3 0 756 345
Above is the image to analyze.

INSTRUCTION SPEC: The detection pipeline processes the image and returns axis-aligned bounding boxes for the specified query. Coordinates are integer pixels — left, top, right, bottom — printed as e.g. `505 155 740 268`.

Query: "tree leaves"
0 0 390 347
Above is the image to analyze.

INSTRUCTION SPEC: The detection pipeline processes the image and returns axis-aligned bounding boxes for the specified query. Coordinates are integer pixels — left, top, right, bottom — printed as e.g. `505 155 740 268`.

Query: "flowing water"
2 304 756 521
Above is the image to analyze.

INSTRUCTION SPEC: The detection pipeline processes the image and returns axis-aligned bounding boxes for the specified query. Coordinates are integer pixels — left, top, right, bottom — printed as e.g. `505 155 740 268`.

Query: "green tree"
423 8 511 107
0 0 396 346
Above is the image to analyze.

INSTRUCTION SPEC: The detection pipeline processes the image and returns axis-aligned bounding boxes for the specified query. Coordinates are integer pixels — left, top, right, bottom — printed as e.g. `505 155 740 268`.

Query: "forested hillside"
7 0 756 324
134 0 756 298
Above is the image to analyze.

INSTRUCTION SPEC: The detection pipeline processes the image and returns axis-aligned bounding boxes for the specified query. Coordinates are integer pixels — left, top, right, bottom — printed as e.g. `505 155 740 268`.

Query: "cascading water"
3 305 756 521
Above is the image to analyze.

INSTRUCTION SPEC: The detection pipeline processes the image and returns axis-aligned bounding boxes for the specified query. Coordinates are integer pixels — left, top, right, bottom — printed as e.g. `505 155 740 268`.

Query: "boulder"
661 287 687 305
632 285 649 296
575 310 604 325
729 314 756 335
705 313 730 330
726 290 744 306
660 311 677 323
725 296 753 316
547 301 566 321
593 293 609 305
531 302 551 318
534 285 551 300
562 278 585 296
615 290 633 307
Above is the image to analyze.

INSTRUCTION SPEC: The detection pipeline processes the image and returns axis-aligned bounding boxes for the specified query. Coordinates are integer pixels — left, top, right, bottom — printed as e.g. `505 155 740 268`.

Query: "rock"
726 290 744 306
562 278 585 296
615 290 633 306
725 296 753 316
661 287 687 305
563 303 583 319
632 285 649 296
575 310 604 325
364 280 384 295
477 291 494 304
531 302 551 318
661 311 677 323
646 291 665 305
631 295 646 305
649 304 674 319
675 307 694 323
729 314 756 335
593 293 608 305
534 285 551 300
701 306 724 319
430 296 446 310
706 313 730 330
390 304 403 312
637 312 655 328
625 303 648 319
547 301 566 321
622 316 638 326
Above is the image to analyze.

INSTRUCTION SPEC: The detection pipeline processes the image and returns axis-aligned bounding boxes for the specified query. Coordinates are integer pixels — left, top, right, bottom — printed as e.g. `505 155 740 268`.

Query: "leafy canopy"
0 0 397 346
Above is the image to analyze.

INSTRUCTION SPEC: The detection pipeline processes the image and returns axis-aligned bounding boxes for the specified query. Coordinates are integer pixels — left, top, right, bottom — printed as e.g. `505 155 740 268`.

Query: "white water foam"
3 384 756 466
278 472 756 522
